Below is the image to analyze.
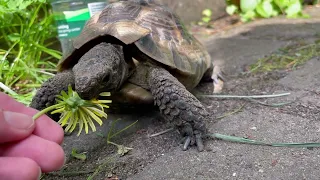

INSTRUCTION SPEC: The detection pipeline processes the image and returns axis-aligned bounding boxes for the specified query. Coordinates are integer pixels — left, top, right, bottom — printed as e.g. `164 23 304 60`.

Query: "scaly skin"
148 67 209 151
30 70 75 120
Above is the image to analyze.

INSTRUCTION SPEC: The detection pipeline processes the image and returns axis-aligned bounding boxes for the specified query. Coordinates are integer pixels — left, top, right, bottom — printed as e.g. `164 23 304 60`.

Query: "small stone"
232 173 236 177
258 169 264 173
250 127 257 130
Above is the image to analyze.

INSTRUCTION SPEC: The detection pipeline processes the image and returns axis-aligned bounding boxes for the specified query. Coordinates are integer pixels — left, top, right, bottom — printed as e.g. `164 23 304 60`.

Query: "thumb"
0 109 35 143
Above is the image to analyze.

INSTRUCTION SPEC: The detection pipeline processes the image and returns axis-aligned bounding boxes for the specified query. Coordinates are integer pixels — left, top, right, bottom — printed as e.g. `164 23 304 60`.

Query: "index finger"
0 92 64 144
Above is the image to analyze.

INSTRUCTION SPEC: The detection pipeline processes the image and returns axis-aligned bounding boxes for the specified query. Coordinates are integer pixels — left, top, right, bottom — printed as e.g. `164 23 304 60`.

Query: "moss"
249 40 320 73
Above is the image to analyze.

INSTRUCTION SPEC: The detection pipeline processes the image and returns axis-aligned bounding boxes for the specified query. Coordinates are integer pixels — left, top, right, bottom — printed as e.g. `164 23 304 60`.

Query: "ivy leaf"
202 16 211 23
241 10 256 22
240 0 260 12
285 0 302 18
274 0 290 8
226 4 238 15
256 1 274 18
202 9 212 17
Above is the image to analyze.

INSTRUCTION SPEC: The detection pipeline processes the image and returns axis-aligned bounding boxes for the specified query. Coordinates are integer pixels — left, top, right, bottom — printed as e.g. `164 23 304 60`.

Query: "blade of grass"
207 133 320 148
199 92 291 99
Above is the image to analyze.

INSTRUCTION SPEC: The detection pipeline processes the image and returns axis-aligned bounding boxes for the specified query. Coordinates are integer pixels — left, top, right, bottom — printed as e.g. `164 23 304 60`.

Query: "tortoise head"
72 42 129 99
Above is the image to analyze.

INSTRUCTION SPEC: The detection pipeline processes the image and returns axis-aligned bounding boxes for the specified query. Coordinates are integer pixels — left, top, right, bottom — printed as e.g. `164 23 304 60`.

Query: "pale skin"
0 92 65 180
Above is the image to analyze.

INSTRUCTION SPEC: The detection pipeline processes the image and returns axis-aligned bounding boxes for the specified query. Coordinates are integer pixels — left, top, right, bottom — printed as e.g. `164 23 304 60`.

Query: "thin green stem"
108 120 138 140
199 92 291 99
0 82 18 96
33 103 66 120
216 103 245 119
207 133 320 148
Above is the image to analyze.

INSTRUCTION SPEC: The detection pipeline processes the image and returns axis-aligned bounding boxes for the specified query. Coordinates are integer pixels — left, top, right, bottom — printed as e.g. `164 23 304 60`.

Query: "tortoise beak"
75 78 100 100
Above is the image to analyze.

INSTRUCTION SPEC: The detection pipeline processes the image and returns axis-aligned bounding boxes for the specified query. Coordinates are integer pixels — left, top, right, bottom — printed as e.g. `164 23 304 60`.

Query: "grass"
0 0 61 105
248 40 320 73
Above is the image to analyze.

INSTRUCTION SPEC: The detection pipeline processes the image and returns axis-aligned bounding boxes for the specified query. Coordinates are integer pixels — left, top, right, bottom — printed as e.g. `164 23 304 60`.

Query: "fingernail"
3 110 34 129
37 167 42 180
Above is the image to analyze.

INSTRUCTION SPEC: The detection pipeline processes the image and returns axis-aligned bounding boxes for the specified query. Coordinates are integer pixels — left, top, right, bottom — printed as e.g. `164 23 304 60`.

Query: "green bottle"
50 0 109 54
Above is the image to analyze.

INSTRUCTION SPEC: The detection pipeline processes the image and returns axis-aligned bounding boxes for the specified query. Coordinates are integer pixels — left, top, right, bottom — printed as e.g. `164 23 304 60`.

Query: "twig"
87 155 116 180
149 128 175 137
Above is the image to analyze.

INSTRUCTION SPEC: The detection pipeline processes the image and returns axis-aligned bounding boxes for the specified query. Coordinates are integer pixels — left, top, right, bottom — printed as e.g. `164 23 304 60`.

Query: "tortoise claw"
182 136 191 151
180 129 204 152
195 131 204 152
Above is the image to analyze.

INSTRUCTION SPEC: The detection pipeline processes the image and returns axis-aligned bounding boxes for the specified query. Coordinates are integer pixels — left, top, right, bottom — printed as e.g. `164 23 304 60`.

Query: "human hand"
0 92 65 180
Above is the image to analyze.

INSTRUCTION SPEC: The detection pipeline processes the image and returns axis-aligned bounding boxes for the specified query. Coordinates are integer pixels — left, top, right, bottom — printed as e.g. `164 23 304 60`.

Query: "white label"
88 2 108 17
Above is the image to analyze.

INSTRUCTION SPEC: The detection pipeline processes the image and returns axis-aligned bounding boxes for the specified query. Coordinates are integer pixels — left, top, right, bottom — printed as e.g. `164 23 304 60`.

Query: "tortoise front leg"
30 70 75 121
148 67 209 151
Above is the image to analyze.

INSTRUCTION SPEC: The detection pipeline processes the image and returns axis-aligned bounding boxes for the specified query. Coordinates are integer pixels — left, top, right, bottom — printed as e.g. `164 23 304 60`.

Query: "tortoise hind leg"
30 70 75 121
148 67 209 151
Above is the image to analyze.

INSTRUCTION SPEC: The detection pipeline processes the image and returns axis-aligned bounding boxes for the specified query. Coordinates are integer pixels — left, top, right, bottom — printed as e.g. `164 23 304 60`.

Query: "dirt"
41 6 320 180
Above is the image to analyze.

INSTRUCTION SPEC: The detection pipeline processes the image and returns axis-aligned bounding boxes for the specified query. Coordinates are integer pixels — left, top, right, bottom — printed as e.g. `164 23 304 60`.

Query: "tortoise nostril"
102 73 110 82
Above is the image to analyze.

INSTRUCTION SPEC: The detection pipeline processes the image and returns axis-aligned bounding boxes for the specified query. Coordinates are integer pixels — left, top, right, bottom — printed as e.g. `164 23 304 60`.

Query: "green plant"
198 9 213 27
33 85 112 136
0 0 61 104
226 0 310 22
248 41 320 73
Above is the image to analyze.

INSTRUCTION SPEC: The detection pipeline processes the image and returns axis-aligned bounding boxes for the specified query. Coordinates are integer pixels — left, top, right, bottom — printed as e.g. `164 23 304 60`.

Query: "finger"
0 134 65 172
0 109 35 143
0 157 41 180
0 92 64 144
33 115 64 145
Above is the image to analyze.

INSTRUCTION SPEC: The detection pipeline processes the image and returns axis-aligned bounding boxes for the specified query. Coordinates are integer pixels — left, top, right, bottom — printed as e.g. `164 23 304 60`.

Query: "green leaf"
240 0 260 12
285 0 302 18
208 133 320 148
202 9 212 17
256 1 274 18
116 144 133 156
226 4 238 15
201 16 211 23
240 10 256 22
7 33 20 42
71 148 87 161
274 0 299 9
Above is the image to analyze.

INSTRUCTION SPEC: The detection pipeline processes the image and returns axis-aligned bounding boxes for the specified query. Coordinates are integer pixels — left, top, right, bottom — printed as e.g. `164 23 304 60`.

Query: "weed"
0 0 61 104
226 0 312 22
248 41 320 73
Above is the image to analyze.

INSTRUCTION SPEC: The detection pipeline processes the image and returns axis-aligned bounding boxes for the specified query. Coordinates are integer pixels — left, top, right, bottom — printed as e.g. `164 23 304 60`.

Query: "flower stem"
32 103 66 121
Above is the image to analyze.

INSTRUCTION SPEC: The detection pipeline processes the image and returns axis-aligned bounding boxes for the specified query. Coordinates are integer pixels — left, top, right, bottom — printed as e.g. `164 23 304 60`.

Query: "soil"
41 5 320 180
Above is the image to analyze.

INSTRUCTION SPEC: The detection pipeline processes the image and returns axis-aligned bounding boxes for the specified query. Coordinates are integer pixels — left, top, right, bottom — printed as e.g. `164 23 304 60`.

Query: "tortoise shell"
58 0 212 89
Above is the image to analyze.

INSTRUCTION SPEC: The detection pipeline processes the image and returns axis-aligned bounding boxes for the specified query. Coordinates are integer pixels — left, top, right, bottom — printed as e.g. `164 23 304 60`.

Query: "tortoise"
30 0 223 151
